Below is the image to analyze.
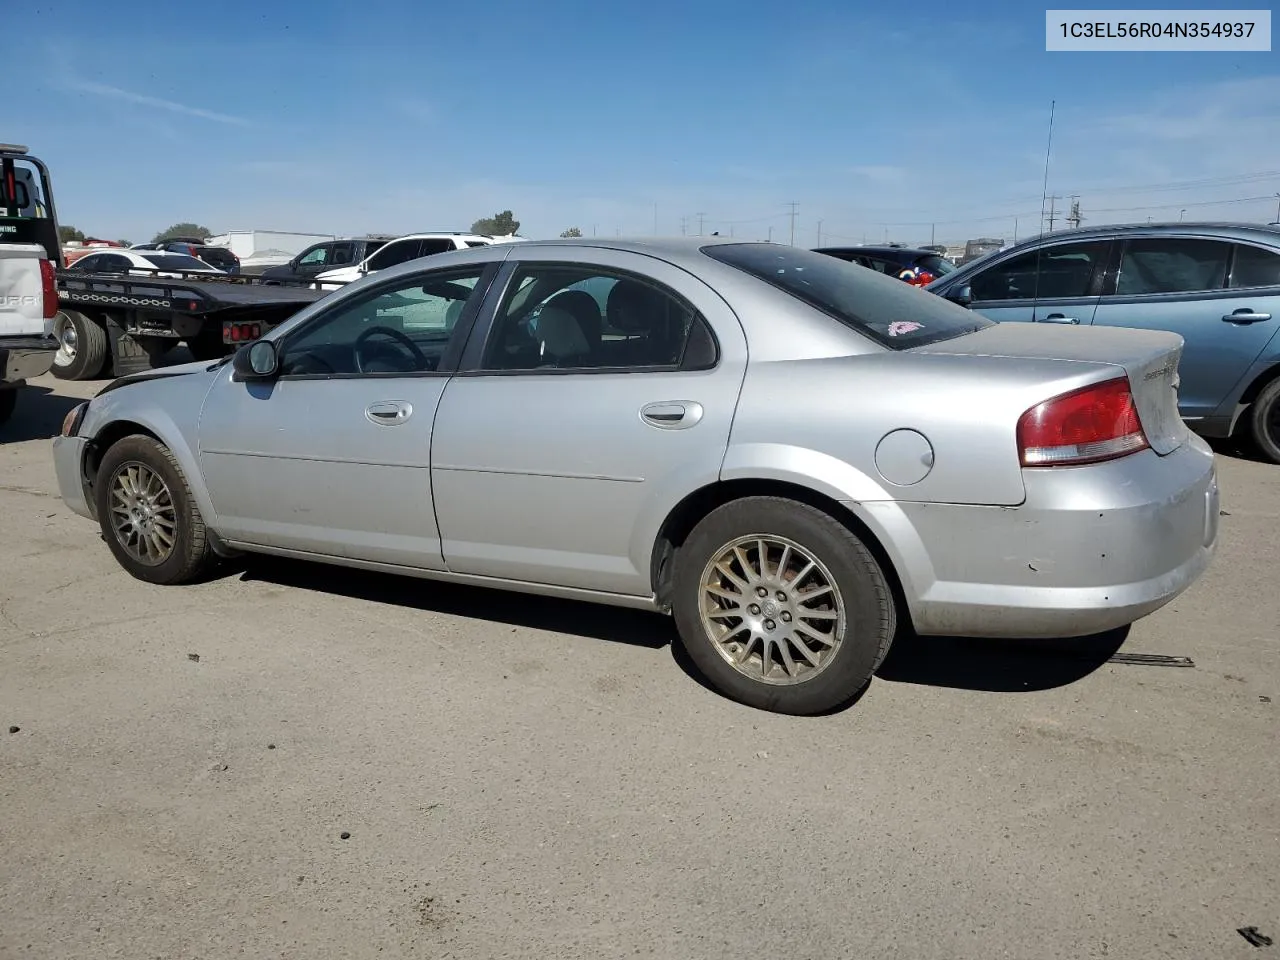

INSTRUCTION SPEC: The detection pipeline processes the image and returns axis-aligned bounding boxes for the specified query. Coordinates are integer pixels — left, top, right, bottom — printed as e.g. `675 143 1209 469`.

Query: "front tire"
671 497 897 715
51 309 108 381
94 435 214 585
1248 377 1280 464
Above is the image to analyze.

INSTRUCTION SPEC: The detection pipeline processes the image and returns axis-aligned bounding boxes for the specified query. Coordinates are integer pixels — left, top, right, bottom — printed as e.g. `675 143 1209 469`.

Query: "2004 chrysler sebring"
51 239 1219 715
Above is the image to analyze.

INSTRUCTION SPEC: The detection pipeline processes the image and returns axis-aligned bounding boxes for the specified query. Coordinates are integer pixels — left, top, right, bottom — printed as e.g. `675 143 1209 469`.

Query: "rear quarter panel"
722 350 1115 507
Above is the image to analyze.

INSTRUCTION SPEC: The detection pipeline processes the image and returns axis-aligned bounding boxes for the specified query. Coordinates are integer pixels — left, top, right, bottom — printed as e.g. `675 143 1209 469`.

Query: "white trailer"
205 230 335 273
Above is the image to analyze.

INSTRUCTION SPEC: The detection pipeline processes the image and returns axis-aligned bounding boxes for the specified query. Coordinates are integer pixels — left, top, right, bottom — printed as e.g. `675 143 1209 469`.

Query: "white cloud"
67 80 250 126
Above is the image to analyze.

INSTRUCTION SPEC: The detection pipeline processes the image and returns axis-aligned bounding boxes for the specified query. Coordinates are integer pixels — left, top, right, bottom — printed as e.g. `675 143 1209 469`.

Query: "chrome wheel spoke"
698 534 846 687
106 461 178 567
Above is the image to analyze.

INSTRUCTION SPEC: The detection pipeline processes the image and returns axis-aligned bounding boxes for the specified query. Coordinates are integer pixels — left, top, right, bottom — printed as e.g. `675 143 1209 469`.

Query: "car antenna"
1030 100 1056 321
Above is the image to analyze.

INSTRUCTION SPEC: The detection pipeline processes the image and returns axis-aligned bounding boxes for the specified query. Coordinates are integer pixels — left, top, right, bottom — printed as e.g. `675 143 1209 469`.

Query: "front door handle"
1222 309 1272 324
640 401 704 430
1039 313 1080 324
365 400 413 426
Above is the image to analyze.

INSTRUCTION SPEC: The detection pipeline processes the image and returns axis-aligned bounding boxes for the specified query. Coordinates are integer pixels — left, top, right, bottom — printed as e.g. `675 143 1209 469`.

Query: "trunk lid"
913 323 1188 456
0 243 49 338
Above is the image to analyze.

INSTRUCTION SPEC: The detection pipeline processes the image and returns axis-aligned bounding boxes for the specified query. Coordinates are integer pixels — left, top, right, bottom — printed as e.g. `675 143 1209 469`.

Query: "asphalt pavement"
1 371 1276 960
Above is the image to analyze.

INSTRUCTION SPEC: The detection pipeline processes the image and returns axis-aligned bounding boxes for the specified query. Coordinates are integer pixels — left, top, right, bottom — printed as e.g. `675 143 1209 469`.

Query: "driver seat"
531 306 591 365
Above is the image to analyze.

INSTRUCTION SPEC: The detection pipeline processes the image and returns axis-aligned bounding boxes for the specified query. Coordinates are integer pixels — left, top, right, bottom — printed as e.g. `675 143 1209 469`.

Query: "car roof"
996 221 1280 256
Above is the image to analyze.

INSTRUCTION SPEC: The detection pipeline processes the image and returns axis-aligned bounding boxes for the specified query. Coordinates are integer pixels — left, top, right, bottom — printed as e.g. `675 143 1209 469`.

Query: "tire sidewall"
51 310 107 381
95 436 200 584
1250 380 1280 464
671 498 894 715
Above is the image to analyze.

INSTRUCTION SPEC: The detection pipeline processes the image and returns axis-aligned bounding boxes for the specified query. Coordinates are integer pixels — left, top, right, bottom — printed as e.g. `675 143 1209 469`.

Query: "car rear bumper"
52 435 94 520
858 434 1219 638
0 335 57 383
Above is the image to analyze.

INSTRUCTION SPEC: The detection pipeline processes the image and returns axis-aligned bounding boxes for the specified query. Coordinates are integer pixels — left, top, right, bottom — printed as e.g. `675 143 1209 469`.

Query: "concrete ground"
1 370 1276 960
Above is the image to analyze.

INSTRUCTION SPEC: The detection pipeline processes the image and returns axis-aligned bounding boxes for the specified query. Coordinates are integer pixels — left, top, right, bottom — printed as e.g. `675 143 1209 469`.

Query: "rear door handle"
1039 313 1079 324
640 401 704 430
1222 309 1272 324
365 400 413 426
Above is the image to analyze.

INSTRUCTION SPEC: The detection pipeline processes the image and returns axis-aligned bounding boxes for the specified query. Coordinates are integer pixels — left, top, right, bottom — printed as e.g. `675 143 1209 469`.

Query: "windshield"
702 243 991 349
145 254 216 271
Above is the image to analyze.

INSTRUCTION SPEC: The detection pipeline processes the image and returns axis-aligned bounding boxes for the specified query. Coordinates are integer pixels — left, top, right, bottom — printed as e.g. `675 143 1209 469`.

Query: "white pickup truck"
0 145 60 425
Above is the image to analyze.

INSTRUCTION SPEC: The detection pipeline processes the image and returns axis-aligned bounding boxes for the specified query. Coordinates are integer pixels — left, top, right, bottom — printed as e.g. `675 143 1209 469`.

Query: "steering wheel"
353 325 429 374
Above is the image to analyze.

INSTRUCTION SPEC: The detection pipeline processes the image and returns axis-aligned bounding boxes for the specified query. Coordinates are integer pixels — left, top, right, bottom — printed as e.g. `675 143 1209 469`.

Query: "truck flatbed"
52 268 331 380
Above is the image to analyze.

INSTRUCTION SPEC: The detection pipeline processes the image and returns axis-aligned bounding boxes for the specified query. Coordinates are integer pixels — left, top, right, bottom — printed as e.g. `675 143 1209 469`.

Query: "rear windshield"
702 243 991 349
916 255 955 277
146 254 215 271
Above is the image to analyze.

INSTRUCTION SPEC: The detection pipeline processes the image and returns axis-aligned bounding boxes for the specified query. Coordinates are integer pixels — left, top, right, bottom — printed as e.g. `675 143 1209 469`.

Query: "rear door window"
367 239 425 271
1115 238 1231 295
1229 244 1280 289
328 242 356 266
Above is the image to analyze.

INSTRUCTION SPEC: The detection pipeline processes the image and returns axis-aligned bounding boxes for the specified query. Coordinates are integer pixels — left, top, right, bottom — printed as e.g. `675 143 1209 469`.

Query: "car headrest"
532 306 590 360
544 290 602 342
606 279 660 333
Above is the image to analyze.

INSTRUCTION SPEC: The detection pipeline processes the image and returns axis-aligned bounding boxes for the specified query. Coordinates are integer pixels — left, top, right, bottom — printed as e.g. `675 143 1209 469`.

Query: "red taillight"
39 258 57 319
1017 377 1149 467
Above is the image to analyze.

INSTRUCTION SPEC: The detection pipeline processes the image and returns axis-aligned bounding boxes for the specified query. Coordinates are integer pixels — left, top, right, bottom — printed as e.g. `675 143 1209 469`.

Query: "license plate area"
223 320 262 344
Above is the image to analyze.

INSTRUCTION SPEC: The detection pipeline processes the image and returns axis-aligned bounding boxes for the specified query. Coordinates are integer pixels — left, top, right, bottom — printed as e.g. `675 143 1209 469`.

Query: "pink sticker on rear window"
887 321 923 337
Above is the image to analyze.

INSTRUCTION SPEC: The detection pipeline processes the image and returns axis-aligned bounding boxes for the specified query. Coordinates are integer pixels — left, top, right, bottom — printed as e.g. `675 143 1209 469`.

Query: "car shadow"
1206 434 1272 465
874 627 1130 693
0 385 86 443
234 556 1130 707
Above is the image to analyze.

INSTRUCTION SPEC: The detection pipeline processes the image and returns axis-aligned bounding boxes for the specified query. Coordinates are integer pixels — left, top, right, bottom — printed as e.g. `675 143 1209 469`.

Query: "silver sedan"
51 238 1220 715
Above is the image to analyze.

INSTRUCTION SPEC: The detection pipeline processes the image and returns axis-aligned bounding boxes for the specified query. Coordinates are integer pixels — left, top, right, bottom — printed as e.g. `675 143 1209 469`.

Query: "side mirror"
947 284 973 307
232 340 279 381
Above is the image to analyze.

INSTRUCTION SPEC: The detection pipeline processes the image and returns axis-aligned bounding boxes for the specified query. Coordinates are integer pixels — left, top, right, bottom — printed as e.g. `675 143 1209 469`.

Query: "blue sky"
8 0 1279 246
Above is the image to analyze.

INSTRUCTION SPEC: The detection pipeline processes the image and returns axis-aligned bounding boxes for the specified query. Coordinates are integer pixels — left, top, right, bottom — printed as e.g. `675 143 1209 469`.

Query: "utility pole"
694 212 706 236
1045 195 1062 231
787 202 798 246
817 219 823 246
592 224 597 236
767 225 774 242
1274 193 1280 223
930 223 936 246
1066 196 1083 229
1013 217 1018 244
680 216 688 236
883 225 889 244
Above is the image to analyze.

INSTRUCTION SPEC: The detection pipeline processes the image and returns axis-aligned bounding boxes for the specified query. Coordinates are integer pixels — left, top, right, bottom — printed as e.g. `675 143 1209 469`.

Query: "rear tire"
94 435 214 585
0 388 16 427
1248 378 1280 464
51 309 108 381
671 496 897 715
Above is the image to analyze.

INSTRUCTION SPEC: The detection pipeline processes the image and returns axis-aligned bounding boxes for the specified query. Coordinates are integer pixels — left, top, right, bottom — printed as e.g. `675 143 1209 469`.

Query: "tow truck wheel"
0 388 16 427
51 310 108 381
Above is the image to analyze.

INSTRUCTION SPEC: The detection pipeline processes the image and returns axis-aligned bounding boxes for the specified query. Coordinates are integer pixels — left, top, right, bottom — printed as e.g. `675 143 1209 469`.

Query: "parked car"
311 232 504 289
813 245 956 286
52 239 1217 715
64 249 226 278
926 222 1280 462
130 239 239 273
258 236 394 286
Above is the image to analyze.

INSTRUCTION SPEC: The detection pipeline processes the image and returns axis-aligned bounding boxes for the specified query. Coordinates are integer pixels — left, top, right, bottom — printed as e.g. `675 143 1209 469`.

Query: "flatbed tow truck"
0 143 329 381
52 268 328 380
